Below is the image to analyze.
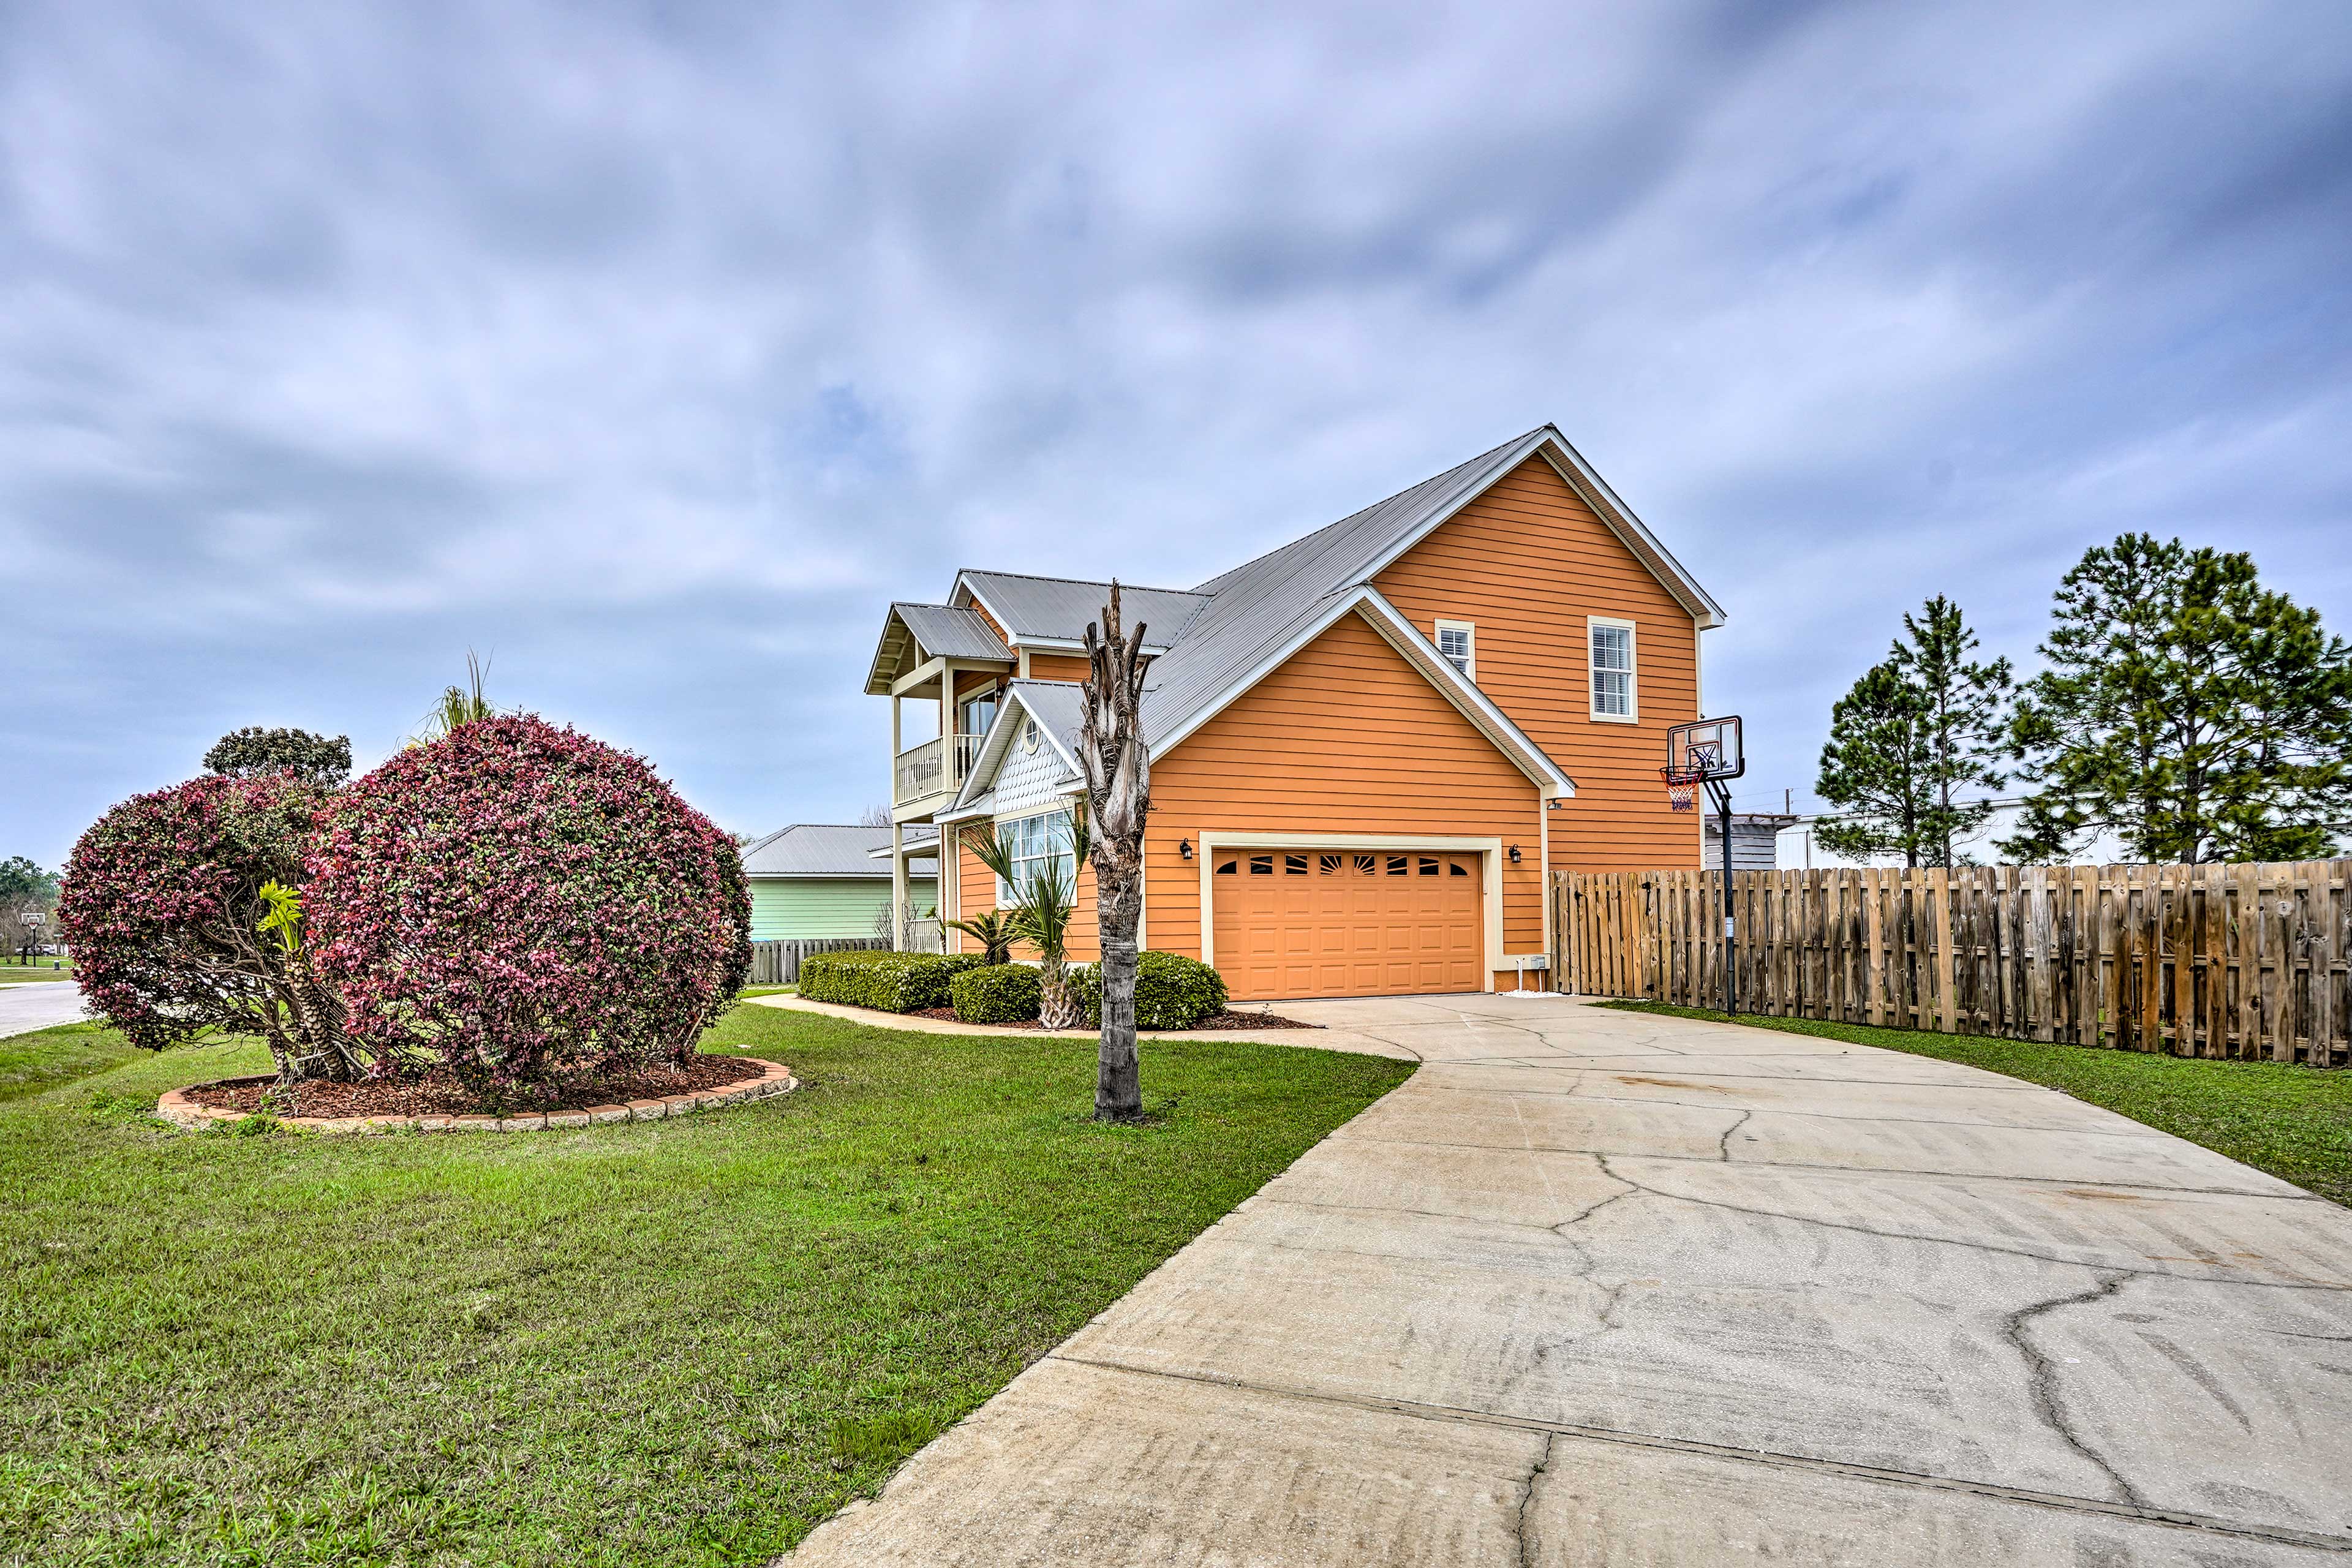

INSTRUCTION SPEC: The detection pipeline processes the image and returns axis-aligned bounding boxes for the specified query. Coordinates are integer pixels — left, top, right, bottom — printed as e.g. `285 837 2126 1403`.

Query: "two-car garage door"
1210 849 1483 1001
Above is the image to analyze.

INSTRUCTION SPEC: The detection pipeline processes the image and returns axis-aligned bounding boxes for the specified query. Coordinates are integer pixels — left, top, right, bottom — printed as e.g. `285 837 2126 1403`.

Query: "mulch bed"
181 1054 767 1120
886 1005 1318 1031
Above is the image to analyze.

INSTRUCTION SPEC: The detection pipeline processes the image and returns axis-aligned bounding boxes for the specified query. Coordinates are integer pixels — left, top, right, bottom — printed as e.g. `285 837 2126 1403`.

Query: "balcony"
894 737 944 803
895 733 989 807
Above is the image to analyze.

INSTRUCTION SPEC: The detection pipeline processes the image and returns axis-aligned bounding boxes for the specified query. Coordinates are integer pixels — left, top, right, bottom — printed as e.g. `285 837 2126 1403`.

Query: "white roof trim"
946 684 1085 813
1006 634 1177 657
1532 434 1725 628
1155 585 1575 797
1342 426 1724 631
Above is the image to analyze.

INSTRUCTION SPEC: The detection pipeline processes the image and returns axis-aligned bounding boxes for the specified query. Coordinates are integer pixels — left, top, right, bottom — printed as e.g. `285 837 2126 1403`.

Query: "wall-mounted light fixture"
1508 845 1523 864
1178 838 1194 861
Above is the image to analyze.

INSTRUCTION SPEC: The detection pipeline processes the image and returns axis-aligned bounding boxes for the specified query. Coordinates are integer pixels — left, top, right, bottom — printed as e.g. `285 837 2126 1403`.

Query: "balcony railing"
894 733 990 805
894 737 944 803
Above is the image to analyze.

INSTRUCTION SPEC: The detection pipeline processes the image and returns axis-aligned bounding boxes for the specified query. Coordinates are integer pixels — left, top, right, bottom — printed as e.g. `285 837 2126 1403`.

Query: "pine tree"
2005 535 2352 864
1815 597 2011 867
1814 663 1924 864
1892 595 2013 867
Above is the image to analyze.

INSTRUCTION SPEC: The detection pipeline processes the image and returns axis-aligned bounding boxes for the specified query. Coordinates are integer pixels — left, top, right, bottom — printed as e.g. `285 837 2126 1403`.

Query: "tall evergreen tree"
2005 535 2352 864
1814 663 1925 864
1814 596 2011 867
1893 595 2013 867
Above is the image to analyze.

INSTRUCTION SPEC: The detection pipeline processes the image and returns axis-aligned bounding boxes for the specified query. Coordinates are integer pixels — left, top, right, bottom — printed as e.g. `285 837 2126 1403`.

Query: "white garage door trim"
1197 832 1504 991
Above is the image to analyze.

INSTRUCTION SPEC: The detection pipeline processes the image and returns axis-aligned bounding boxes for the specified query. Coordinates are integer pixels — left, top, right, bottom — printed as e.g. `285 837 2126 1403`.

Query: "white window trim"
1434 618 1476 682
993 807 1074 907
1588 616 1638 724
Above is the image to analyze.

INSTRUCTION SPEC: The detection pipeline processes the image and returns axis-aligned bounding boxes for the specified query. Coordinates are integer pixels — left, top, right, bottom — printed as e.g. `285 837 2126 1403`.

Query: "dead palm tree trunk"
1079 583 1153 1120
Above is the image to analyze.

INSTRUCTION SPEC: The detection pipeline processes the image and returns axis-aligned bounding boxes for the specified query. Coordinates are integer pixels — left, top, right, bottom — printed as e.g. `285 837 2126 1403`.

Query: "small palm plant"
962 809 1091 1028
414 650 496 744
943 907 1016 965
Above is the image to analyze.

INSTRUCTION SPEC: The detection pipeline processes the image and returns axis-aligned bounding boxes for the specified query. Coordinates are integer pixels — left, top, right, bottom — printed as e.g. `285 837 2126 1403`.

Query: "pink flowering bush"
58 772 360 1077
306 715 749 1094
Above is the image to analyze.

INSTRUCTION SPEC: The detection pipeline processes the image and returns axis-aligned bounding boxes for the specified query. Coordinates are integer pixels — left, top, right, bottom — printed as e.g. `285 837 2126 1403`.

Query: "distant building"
739 824 938 941
1770 799 2130 870
1703 812 1798 872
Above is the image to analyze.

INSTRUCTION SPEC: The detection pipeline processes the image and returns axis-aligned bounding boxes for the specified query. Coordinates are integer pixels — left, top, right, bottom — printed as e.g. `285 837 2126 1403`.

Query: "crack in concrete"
1332 1128 2315 1204
2001 1273 2148 1509
1512 1431 1555 1568
1582 1155 2352 1292
1716 1107 1754 1161
1046 1352 2352 1553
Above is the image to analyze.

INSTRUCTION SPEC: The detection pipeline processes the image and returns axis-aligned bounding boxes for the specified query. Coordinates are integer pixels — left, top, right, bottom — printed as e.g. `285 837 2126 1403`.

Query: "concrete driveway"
0 981 89 1039
784 993 2352 1566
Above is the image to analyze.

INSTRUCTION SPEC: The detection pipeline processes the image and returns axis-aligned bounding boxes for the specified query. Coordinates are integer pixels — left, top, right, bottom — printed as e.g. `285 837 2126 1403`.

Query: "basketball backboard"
1664 715 1744 785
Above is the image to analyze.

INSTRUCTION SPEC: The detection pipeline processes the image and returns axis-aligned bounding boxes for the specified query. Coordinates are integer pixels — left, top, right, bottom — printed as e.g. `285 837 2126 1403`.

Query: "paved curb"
154 1057 798 1134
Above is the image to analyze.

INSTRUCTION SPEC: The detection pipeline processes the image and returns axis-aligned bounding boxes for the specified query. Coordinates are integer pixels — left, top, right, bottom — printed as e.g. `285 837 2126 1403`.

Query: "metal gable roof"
954 571 1210 648
895 604 1015 662
908 424 1713 807
741 824 937 879
946 680 1086 814
1140 424 1721 749
864 603 1014 694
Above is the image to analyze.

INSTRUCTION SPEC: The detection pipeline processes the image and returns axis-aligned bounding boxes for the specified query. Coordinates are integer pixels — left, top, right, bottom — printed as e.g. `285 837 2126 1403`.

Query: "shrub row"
798 950 981 1012
802 948 1228 1030
1071 951 1229 1031
949 963 1042 1024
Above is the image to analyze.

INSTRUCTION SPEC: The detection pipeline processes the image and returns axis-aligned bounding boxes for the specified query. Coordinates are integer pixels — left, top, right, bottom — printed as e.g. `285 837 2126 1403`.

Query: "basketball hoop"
1659 768 1698 812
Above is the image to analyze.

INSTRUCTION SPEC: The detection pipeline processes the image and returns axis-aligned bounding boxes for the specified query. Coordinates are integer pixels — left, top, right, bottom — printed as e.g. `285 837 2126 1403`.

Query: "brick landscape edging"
154 1057 797 1134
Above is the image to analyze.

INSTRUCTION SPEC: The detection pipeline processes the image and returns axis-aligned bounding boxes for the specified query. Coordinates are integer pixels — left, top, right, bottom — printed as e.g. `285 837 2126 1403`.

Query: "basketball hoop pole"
1706 775 1734 1017
1666 715 1744 1019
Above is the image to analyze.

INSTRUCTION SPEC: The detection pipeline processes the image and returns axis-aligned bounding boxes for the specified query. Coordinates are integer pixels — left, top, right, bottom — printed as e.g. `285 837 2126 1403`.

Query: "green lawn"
1601 1000 2352 1207
0 960 75 982
0 1005 1411 1567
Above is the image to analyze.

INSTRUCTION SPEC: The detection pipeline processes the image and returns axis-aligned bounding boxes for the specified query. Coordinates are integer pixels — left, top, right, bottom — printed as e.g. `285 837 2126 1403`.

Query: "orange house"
861 426 1725 1001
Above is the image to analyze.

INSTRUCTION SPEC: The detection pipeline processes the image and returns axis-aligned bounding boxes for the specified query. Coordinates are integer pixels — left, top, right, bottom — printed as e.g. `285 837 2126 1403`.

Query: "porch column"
891 821 908 951
941 660 957 789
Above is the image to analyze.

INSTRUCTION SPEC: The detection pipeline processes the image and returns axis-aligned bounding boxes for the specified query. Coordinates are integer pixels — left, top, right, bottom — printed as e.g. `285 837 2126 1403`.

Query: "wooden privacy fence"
1550 861 2351 1066
747 938 883 987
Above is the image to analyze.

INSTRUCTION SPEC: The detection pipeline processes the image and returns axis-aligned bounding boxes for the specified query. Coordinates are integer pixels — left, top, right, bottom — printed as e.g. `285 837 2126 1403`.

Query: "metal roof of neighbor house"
741 824 937 879
953 571 1210 649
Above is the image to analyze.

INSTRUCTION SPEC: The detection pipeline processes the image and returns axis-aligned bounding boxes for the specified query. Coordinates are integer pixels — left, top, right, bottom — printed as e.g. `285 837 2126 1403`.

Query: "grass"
0 1022 139 1103
0 1005 1411 1567
1600 1000 2352 1207
0 960 75 982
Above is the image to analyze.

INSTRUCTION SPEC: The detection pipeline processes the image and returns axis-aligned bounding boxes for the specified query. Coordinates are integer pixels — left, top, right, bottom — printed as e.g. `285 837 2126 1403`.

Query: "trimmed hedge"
799 950 981 1013
1071 951 1230 1031
950 963 1042 1024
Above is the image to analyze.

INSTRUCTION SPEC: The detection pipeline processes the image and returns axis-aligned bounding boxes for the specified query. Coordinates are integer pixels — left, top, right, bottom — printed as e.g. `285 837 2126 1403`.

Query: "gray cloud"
3 0 2347 863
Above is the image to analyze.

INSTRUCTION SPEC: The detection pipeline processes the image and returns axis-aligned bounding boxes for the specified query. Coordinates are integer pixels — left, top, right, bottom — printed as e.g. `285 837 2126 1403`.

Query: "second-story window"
1589 617 1637 721
957 684 997 740
1436 619 1475 680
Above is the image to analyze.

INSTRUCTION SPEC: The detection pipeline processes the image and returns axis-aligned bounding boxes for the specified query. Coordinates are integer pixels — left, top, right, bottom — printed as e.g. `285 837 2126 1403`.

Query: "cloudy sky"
5 0 2347 867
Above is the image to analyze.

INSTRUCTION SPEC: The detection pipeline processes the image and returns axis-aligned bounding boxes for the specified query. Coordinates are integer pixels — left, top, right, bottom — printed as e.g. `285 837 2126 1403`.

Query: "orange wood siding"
1144 610 1545 986
1025 652 1088 683
1373 456 1703 873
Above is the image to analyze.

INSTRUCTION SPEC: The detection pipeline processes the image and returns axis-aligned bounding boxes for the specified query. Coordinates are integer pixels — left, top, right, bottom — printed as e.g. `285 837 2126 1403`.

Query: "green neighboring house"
740 824 938 941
